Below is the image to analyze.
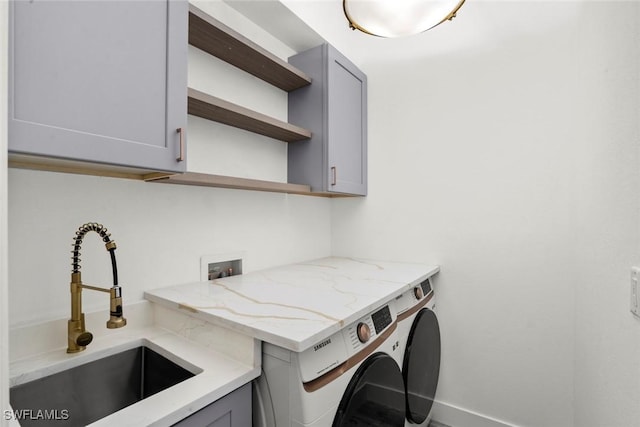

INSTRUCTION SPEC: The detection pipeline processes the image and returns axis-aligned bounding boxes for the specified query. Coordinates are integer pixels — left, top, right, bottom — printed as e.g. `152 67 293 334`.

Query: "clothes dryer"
253 301 406 427
395 277 441 426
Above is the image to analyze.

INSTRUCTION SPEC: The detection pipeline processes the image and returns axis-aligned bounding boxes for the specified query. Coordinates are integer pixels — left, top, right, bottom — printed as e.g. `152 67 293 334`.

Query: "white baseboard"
431 401 519 427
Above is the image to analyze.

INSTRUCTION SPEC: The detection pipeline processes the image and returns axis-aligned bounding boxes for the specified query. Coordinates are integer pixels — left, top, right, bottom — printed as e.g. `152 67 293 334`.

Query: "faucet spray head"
107 286 127 329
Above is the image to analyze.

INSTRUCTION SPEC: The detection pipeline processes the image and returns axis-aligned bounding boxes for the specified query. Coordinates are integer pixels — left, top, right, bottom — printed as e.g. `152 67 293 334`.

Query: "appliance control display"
421 278 432 296
371 305 392 334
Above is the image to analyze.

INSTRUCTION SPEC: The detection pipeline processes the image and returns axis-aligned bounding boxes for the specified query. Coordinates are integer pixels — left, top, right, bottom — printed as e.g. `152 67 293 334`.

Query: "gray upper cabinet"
288 44 367 196
9 0 188 173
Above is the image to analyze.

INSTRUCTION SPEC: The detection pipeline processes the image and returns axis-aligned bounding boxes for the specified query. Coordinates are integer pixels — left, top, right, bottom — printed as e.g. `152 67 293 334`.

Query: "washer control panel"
371 305 393 334
297 301 398 383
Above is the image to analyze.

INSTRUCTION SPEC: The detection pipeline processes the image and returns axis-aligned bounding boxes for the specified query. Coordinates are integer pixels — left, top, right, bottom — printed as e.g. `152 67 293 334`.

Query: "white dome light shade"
343 0 465 37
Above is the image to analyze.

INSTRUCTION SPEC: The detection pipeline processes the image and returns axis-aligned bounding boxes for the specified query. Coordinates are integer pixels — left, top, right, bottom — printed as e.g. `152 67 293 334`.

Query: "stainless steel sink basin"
10 345 197 426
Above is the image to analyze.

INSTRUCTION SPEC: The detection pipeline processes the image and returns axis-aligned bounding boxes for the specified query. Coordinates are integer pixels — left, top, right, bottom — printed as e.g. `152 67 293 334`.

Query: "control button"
357 322 371 343
414 286 424 300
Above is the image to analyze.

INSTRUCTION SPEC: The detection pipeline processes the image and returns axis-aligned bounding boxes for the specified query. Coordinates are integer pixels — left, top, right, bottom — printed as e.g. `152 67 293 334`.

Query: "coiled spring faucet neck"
67 223 126 354
72 222 117 275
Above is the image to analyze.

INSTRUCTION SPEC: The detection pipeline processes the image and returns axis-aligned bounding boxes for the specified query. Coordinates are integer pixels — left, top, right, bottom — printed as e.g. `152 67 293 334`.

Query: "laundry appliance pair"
253 276 440 426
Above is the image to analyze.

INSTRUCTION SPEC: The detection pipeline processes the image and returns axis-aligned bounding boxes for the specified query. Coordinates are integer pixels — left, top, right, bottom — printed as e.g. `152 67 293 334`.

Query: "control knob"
414 286 424 300
356 322 371 343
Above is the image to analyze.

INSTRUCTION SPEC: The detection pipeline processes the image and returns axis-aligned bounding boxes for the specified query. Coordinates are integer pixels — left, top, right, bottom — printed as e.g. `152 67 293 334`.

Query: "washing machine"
253 300 406 426
395 277 441 426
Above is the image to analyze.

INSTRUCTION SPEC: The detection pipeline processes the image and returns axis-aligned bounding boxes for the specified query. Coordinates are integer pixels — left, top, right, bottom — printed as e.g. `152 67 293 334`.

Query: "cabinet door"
327 47 367 196
9 0 187 173
288 44 367 196
172 383 251 427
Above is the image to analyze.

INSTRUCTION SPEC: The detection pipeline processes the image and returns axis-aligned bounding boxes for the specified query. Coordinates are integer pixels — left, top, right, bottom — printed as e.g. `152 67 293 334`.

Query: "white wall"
7 1 331 328
8 170 331 326
1 0 10 424
326 2 639 427
572 3 640 427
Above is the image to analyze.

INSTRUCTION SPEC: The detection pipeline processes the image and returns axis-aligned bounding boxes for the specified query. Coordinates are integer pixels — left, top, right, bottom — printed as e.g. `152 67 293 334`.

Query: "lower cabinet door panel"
172 383 251 427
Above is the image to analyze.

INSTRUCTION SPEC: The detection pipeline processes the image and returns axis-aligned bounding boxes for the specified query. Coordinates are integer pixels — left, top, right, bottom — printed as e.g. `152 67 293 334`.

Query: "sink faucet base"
67 313 93 353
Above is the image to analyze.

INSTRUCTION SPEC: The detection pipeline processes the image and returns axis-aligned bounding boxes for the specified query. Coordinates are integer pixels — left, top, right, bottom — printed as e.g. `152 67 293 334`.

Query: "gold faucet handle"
77 331 93 347
67 315 93 353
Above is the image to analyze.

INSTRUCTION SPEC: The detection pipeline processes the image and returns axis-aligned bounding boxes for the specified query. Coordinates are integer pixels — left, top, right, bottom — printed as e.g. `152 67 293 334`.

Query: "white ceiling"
225 0 585 67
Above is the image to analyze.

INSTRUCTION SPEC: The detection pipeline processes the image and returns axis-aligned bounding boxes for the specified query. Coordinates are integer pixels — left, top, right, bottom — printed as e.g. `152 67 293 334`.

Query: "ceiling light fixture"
343 0 466 38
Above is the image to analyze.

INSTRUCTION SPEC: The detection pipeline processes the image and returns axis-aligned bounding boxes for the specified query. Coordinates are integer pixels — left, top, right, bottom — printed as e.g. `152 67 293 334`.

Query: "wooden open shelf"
188 88 311 142
189 4 311 92
10 3 332 199
170 5 339 198
145 172 336 197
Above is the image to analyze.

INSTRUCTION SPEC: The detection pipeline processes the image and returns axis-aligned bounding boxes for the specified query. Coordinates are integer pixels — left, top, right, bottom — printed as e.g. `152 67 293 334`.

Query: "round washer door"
333 352 405 427
402 308 441 424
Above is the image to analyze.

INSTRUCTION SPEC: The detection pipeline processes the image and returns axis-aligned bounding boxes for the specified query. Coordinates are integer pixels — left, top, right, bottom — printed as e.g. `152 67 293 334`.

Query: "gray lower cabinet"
9 0 188 173
288 44 367 196
172 383 251 427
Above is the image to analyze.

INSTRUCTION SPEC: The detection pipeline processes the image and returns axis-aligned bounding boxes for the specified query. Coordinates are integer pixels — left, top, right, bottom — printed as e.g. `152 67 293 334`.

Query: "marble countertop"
9 310 260 427
145 257 439 352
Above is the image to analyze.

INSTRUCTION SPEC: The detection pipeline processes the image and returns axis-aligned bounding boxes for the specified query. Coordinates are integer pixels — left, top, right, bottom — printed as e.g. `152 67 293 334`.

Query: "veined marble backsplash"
9 300 257 368
153 304 258 368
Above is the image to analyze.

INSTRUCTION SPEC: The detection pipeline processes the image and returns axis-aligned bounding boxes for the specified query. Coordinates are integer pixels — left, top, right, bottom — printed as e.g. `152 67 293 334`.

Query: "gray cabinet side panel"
172 383 251 427
287 45 327 192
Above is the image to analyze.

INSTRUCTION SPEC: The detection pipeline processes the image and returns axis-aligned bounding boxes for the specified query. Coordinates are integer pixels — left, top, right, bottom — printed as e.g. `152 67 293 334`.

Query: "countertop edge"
145 263 440 353
9 325 260 427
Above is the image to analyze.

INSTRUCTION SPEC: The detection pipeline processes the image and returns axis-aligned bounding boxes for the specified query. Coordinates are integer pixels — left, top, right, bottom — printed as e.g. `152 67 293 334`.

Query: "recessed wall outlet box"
630 267 640 317
200 252 246 281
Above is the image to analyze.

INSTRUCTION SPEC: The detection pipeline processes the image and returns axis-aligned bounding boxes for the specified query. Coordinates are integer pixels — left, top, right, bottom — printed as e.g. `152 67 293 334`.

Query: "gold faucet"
67 223 126 353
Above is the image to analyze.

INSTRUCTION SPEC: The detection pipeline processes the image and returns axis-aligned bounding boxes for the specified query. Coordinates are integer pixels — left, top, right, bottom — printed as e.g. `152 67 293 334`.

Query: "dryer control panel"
396 277 435 315
297 301 398 383
420 277 433 296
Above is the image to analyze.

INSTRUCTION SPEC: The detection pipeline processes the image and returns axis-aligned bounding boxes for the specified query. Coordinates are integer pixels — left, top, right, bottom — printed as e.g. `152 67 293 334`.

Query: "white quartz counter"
8 303 260 427
145 257 439 352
